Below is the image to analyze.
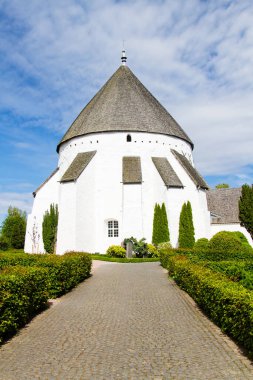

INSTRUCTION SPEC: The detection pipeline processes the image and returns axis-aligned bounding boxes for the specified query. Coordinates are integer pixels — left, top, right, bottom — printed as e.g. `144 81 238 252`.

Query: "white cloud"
0 0 253 182
0 192 33 224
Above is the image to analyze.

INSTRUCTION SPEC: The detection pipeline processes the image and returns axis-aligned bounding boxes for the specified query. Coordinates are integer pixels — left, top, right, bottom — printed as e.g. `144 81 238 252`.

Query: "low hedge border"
0 252 92 344
90 254 159 263
0 266 49 344
0 252 92 298
166 254 253 353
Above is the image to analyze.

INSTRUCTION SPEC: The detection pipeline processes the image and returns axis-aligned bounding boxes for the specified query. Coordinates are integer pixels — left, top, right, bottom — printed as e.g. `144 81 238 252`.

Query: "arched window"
108 220 119 237
127 134 132 142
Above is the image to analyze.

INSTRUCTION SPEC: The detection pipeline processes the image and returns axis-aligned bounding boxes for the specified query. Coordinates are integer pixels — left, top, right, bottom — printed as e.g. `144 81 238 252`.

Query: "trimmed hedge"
0 252 92 297
166 254 253 352
0 252 92 344
172 247 253 262
90 254 159 262
0 266 49 343
206 261 253 291
194 238 209 250
159 248 175 268
208 231 253 255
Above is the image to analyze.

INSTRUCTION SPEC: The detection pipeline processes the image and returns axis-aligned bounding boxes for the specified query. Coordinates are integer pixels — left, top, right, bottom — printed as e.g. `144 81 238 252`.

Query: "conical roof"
57 65 193 151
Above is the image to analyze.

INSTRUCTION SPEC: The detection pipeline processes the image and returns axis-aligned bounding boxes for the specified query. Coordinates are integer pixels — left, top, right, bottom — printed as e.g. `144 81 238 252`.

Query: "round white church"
25 54 252 254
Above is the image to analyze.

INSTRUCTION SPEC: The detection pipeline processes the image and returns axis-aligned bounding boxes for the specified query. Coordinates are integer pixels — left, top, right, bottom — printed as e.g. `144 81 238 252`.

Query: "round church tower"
25 55 211 254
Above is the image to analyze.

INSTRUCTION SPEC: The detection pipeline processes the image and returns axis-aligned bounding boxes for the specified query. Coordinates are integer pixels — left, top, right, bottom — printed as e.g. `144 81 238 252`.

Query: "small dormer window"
127 134 132 142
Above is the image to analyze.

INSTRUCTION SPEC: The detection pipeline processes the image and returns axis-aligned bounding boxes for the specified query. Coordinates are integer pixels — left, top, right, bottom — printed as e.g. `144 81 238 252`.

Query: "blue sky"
1 0 253 223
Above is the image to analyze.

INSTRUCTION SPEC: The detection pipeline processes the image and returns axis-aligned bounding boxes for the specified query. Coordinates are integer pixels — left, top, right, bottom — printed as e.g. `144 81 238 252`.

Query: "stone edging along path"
0 261 252 379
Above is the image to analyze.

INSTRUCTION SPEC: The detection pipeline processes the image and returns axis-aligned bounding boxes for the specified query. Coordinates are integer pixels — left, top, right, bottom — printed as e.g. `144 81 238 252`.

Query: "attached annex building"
24 56 252 254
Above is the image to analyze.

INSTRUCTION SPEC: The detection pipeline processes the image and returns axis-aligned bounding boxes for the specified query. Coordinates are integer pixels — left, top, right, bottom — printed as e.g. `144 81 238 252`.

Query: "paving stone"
0 261 252 379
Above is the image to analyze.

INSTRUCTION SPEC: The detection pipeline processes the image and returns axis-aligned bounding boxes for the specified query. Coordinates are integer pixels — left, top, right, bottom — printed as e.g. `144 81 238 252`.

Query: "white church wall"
210 224 253 246
56 182 76 254
122 184 143 240
57 132 195 253
24 170 60 253
141 155 168 244
29 131 210 254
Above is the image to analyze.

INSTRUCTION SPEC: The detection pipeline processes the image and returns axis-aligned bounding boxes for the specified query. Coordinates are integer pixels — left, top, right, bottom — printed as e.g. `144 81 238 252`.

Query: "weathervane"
121 40 127 65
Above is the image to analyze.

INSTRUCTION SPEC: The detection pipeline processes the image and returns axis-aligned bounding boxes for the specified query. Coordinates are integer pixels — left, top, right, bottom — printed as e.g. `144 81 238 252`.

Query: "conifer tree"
186 201 195 247
178 201 195 248
178 203 188 248
161 202 170 243
152 203 170 245
152 203 160 246
239 184 253 239
42 204 58 253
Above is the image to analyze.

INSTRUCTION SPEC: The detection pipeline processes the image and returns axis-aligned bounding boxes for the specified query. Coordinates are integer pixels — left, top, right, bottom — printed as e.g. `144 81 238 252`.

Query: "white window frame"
107 220 119 238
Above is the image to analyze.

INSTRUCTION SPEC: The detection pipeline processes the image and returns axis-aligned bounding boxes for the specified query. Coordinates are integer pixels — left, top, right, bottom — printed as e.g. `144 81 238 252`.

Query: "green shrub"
231 231 249 245
35 253 92 297
157 241 172 251
124 237 148 257
146 244 159 258
0 252 92 298
166 255 253 352
106 245 126 258
0 266 49 343
0 252 91 344
208 231 253 254
159 247 175 268
0 236 10 251
194 238 209 250
0 252 40 269
206 261 253 291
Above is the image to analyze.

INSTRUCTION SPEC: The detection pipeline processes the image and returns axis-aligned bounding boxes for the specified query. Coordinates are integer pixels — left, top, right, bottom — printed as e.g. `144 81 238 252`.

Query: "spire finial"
121 41 127 65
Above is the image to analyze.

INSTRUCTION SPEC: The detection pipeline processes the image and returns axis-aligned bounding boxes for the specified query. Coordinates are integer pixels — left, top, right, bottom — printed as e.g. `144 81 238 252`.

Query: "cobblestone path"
0 262 252 379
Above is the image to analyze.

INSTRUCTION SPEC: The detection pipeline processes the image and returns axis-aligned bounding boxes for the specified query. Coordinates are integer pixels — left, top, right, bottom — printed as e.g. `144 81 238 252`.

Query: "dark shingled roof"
122 157 142 184
33 168 59 197
207 188 242 224
152 157 183 188
60 151 96 183
171 150 209 190
57 65 193 152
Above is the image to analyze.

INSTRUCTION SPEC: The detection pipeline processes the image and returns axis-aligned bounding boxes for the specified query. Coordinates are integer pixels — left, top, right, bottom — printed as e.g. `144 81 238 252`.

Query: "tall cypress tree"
152 202 170 245
178 201 195 248
178 203 188 248
42 204 58 253
239 184 253 239
152 203 160 246
161 202 170 243
186 201 195 247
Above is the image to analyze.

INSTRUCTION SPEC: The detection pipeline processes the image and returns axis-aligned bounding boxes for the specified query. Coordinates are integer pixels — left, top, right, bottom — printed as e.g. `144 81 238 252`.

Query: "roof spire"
121 42 127 65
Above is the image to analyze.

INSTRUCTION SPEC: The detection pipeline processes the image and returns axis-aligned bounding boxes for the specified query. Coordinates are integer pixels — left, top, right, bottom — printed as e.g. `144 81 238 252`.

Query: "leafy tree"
42 204 58 253
178 201 195 248
239 184 253 239
1 206 26 249
215 183 229 189
0 235 10 251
